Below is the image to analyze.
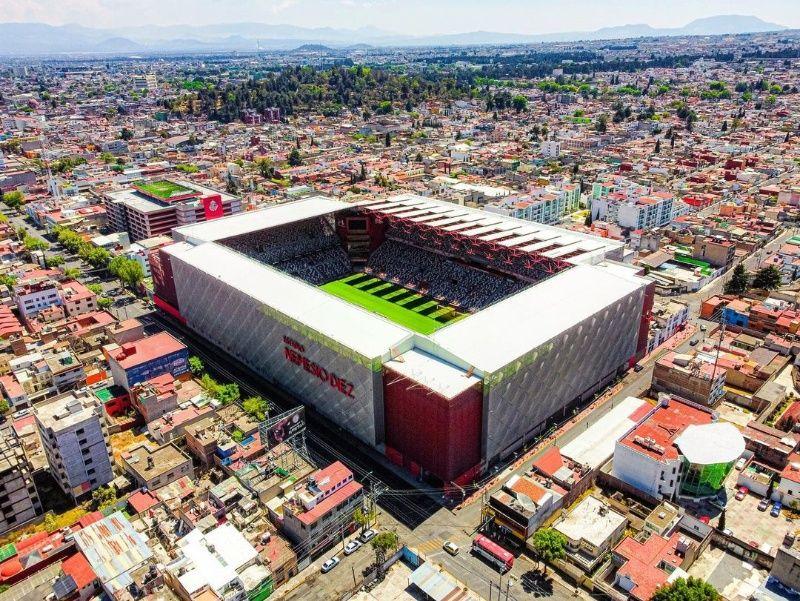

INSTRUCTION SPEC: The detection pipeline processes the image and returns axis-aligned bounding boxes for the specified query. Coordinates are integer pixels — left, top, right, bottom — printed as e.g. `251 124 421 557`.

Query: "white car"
359 529 377 543
344 540 362 555
321 556 340 573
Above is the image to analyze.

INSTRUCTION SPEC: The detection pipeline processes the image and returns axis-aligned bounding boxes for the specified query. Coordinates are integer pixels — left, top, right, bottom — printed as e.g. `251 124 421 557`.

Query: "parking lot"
722 472 791 554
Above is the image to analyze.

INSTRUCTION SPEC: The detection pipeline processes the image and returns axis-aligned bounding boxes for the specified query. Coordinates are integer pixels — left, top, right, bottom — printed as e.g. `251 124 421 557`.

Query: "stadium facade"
152 194 654 485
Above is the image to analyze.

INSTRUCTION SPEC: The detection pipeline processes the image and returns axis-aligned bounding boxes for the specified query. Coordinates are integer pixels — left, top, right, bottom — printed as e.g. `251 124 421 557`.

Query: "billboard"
259 407 305 447
202 194 224 220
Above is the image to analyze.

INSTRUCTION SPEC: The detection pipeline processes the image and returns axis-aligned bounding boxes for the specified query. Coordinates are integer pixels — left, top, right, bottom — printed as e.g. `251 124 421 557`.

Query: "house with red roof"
59 552 98 601
105 331 188 390
280 461 363 554
612 531 695 601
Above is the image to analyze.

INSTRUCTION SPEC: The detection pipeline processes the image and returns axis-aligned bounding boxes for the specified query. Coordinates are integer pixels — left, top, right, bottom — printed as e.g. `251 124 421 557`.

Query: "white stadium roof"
173 195 351 244
430 263 645 373
165 240 412 360
675 422 745 466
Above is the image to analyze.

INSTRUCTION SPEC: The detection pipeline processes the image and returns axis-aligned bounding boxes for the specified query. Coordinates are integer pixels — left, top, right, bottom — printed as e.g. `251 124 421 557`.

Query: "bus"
472 534 514 573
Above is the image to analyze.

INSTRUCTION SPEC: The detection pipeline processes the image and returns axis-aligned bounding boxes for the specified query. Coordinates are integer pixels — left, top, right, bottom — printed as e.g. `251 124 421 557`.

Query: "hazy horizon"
3 0 800 36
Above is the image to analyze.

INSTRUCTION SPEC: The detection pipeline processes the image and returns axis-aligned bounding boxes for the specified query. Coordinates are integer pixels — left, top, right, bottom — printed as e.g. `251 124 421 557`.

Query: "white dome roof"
675 422 745 465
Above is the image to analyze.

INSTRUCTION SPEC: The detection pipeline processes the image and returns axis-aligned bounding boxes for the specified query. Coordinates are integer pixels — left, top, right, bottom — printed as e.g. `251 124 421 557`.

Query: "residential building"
647 300 689 354
34 390 114 500
120 443 194 491
552 495 626 572
483 473 560 543
651 352 726 406
612 531 696 601
105 332 188 390
692 235 735 269
0 426 41 535
280 461 363 554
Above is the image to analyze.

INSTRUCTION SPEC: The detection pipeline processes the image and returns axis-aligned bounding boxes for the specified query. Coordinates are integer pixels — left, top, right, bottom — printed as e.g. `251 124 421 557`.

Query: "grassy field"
135 179 193 199
320 274 465 335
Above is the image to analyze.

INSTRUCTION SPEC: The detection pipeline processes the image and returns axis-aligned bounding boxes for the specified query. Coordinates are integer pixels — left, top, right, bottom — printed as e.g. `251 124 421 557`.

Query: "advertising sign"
202 194 224 220
259 407 306 447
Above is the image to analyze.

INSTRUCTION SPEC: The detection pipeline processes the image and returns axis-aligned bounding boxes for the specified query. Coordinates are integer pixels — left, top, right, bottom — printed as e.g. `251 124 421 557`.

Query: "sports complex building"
152 194 655 485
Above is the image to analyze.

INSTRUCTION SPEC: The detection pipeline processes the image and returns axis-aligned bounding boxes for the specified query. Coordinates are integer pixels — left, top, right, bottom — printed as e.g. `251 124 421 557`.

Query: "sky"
3 0 800 36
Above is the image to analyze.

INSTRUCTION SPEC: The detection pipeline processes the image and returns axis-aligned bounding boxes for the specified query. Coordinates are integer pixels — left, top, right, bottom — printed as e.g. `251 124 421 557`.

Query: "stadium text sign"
283 336 355 398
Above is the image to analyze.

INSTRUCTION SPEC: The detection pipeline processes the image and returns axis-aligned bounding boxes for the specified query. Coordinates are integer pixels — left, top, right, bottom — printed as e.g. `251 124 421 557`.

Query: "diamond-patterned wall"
170 257 381 446
483 287 645 462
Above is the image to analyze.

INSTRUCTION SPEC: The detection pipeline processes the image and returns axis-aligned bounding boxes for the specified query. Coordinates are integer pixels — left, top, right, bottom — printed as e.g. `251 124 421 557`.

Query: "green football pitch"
320 273 466 335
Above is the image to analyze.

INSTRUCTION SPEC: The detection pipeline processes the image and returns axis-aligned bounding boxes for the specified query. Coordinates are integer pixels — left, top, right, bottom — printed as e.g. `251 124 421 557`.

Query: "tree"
532 528 566 575
655 139 661 153
243 396 268 421
288 148 302 167
0 399 9 414
44 255 64 267
354 506 377 533
188 356 204 376
722 120 728 132
512 95 528 113
752 266 782 291
217 383 240 405
724 264 749 295
254 157 276 180
120 127 134 141
43 513 57 532
371 531 399 573
23 235 49 252
87 283 103 295
92 485 117 510
97 297 113 309
2 190 24 209
384 132 391 147
595 114 608 134
63 267 80 279
651 577 720 601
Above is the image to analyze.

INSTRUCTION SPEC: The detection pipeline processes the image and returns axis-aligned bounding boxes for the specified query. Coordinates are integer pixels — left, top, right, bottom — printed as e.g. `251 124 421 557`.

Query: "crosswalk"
415 537 444 557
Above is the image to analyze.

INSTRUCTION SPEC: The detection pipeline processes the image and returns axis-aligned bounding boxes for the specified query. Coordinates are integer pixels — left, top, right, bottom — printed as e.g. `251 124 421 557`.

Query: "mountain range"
0 15 789 56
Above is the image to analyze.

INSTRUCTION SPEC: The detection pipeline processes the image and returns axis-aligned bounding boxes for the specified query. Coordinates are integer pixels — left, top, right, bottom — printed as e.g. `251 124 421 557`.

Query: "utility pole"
351 565 357 588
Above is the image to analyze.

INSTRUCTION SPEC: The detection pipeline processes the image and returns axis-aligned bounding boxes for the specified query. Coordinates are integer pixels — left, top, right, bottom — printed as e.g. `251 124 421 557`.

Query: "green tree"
217 383 240 405
532 528 567 575
254 157 276 179
376 101 392 115
92 485 117 510
44 255 64 267
651 577 720 601
242 396 268 421
23 235 49 252
86 283 103 295
752 266 782 291
43 513 57 532
0 399 9 414
288 148 302 167
354 506 377 533
120 127 134 141
511 95 528 113
97 297 113 309
724 264 749 295
188 356 205 376
384 132 391 147
63 267 80 279
371 531 399 572
654 138 661 153
3 190 24 209
595 114 608 134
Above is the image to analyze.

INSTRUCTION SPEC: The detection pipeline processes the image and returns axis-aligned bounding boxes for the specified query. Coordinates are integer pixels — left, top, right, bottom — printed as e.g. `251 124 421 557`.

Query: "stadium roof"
357 194 625 266
165 241 412 360
385 349 481 399
173 195 351 244
430 263 646 374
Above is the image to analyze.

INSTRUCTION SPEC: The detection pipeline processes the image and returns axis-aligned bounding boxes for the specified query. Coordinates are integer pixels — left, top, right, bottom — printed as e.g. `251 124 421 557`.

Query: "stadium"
152 194 654 486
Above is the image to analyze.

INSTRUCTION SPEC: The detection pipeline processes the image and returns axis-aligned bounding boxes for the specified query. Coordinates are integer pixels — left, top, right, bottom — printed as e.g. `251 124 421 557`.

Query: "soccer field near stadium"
320 273 466 335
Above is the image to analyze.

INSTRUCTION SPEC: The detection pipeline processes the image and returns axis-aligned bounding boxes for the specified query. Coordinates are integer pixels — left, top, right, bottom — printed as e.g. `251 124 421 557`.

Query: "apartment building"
281 461 363 554
590 177 674 230
693 235 736 269
105 332 188 391
484 182 581 225
120 443 193 491
34 391 114 501
0 426 41 535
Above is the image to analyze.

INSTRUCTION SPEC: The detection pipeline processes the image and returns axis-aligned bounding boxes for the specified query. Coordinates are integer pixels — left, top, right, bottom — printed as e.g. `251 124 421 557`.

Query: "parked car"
321 556 340 573
689 339 699 346
735 486 749 501
772 502 783 518
633 363 644 373
359 529 377 543
344 540 362 556
443 541 460 556
735 457 747 470
758 498 770 511
700 324 708 332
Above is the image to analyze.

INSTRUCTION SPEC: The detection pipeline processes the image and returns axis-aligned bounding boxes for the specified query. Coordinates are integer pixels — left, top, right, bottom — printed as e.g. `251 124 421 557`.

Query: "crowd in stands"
223 217 351 285
367 240 526 311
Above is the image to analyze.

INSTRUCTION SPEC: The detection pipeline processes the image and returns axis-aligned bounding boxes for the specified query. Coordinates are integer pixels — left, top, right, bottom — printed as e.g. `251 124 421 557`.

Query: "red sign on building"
202 194 224 220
